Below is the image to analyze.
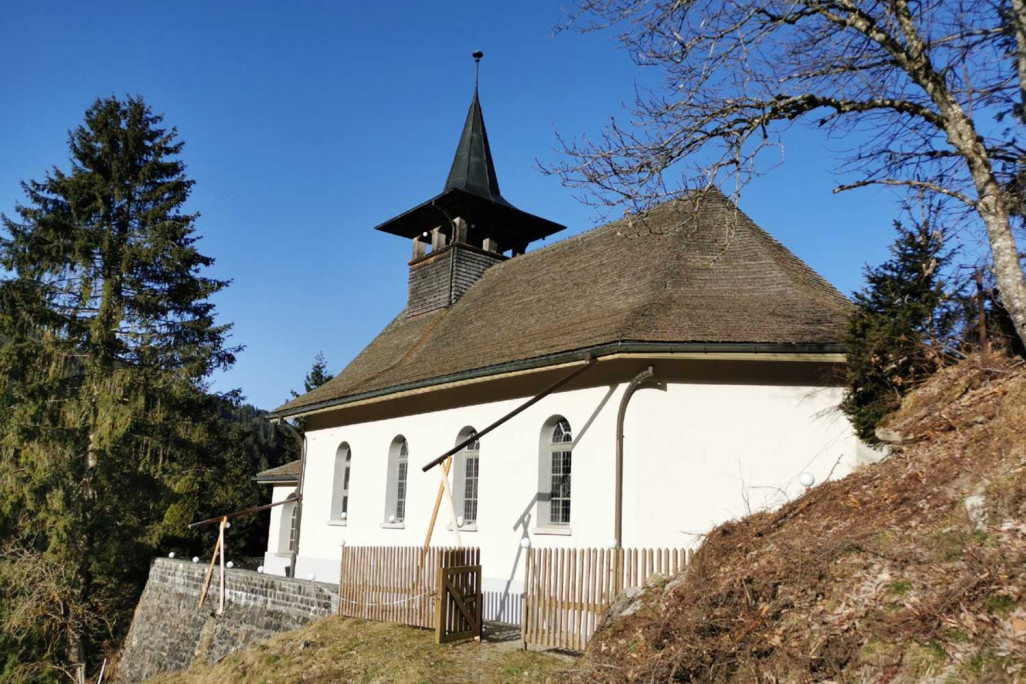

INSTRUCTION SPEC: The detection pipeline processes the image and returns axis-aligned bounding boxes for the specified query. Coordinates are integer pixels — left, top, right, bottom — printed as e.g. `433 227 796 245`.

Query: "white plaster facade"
264 358 860 624
263 484 298 577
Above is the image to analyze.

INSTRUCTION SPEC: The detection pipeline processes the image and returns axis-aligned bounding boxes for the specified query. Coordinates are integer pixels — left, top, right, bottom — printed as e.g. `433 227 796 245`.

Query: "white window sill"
531 526 572 536
327 519 348 527
379 521 405 529
446 523 478 532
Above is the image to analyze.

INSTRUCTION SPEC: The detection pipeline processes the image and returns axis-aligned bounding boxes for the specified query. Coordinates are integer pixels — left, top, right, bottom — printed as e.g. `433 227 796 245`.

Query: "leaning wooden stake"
218 517 227 614
440 463 462 548
423 457 453 550
198 518 226 609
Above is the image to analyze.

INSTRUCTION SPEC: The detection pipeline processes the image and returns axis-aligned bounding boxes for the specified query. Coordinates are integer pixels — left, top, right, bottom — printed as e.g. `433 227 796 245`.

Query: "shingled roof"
273 190 852 417
254 460 301 484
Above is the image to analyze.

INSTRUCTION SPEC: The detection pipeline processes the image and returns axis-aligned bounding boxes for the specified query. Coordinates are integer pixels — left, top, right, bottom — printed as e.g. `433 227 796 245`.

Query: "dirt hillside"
560 354 1026 683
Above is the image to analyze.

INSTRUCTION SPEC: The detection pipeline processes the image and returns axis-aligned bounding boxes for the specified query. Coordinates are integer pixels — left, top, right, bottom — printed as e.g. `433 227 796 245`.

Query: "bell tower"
373 51 565 316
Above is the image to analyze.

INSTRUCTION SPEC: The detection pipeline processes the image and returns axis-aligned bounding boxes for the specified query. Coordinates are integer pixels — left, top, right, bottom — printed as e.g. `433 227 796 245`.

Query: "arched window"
330 443 352 521
384 436 409 524
287 505 299 552
278 490 299 554
452 427 480 526
539 417 573 526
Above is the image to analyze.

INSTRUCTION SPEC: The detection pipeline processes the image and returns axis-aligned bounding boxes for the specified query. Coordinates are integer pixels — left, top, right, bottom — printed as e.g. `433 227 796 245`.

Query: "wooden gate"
436 550 482 644
522 547 692 651
337 546 481 643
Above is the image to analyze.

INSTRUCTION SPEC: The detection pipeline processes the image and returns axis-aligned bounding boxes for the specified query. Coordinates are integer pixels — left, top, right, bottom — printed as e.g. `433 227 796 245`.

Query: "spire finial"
472 50 484 89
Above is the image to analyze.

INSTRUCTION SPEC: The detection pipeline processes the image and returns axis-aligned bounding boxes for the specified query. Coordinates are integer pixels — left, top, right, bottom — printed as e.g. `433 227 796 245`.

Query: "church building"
260 64 864 624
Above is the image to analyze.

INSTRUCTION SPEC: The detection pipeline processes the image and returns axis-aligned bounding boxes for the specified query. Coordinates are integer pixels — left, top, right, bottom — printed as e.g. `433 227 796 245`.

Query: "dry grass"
559 354 1026 683
145 617 567 684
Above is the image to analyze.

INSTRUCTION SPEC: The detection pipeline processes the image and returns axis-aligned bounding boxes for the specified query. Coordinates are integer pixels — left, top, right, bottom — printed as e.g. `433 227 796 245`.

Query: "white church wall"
285 370 858 623
262 484 296 577
622 383 857 550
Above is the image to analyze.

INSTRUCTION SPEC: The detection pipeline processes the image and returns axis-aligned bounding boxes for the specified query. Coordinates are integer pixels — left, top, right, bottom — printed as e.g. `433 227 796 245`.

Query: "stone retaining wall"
116 558 337 681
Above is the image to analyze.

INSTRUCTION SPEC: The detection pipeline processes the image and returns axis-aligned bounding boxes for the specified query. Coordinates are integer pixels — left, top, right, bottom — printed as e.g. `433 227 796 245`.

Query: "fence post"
435 551 445 643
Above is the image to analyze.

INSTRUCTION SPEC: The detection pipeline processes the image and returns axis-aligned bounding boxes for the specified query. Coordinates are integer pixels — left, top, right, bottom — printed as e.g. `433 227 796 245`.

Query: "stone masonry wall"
116 558 337 682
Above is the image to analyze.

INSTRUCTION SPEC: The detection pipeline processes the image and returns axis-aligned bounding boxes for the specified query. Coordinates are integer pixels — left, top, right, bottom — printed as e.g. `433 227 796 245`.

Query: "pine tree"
292 352 332 396
0 96 236 680
288 352 333 432
841 215 954 442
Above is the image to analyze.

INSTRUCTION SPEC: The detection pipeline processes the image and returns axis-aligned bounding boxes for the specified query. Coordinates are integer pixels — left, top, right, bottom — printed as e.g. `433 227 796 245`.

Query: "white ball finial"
257 565 264 574
339 512 347 521
226 561 234 569
168 551 175 559
456 516 465 528
225 521 231 528
192 557 199 563
308 572 316 581
519 538 531 549
606 538 619 549
388 515 396 523
799 472 816 488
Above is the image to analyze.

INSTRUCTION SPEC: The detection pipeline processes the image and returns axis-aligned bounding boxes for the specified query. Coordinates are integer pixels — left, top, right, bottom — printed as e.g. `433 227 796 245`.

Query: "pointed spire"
444 51 511 206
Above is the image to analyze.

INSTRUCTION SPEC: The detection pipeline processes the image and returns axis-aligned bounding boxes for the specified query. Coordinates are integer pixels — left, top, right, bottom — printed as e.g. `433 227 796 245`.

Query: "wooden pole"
218 517 227 614
422 457 453 550
198 524 223 609
440 462 462 548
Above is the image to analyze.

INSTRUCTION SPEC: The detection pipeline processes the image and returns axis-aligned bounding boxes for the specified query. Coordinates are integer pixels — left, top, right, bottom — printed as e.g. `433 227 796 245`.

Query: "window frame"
329 442 352 523
537 416 573 531
277 489 300 554
382 436 409 527
451 427 480 529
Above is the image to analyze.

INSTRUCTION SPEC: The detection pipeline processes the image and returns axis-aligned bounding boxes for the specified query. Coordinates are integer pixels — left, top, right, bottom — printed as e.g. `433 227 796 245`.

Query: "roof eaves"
268 340 847 420
253 474 300 484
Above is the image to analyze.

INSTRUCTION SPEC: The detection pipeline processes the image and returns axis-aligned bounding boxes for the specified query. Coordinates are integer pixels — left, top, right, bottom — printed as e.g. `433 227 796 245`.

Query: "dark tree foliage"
0 96 237 681
841 216 954 442
288 352 333 432
163 396 300 560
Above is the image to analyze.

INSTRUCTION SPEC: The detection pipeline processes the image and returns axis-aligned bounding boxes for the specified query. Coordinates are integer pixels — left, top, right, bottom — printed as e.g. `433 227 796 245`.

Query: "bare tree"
552 0 1026 347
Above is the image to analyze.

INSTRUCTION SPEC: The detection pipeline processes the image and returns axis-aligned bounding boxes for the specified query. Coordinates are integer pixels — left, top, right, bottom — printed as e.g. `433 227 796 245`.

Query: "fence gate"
436 550 483 644
337 546 481 644
522 547 691 651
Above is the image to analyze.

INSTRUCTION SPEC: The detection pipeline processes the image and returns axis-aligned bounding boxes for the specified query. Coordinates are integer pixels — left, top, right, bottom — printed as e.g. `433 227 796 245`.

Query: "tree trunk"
973 183 1026 348
935 100 1026 349
66 627 85 684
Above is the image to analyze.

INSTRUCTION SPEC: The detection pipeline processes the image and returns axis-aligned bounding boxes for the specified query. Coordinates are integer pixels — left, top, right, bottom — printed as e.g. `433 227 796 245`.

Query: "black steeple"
374 51 565 257
443 89 511 207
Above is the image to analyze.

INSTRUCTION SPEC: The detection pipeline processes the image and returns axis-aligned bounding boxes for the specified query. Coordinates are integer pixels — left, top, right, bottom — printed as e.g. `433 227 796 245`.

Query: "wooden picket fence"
522 547 693 651
337 546 480 641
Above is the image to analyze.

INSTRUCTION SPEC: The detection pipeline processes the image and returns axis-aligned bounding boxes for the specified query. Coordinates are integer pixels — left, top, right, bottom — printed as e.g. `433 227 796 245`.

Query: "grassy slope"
560 355 1026 683
146 617 567 684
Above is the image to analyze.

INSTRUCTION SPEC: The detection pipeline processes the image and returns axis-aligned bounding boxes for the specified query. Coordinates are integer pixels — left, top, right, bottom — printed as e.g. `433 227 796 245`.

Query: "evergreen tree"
288 352 333 432
292 351 332 396
0 96 236 680
841 215 954 442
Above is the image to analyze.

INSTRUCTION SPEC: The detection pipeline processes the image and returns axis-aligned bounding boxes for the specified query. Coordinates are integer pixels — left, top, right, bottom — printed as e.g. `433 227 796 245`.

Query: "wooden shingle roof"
272 190 851 417
254 460 301 484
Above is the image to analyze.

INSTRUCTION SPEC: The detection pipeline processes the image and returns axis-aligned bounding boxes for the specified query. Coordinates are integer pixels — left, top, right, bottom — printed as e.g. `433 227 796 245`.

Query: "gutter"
614 365 655 548
269 340 846 420
252 476 300 485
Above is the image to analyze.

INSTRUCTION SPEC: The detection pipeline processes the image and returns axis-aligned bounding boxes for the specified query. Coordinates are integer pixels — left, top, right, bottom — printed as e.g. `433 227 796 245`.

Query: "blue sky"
2 1 907 410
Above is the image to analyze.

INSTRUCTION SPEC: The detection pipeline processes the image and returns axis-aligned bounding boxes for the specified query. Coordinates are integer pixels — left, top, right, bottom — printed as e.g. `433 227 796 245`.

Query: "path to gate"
522 547 692 651
337 546 481 643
